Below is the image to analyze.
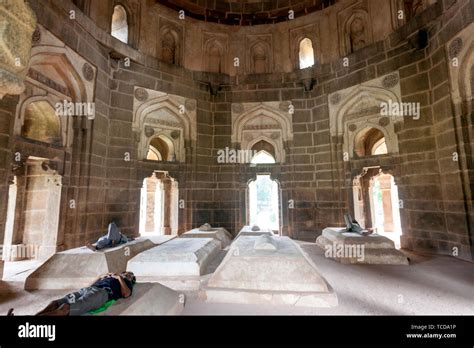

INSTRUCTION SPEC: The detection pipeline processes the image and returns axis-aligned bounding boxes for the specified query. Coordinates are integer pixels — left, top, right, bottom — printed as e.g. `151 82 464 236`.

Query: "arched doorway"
139 172 178 236
248 174 280 232
353 168 402 248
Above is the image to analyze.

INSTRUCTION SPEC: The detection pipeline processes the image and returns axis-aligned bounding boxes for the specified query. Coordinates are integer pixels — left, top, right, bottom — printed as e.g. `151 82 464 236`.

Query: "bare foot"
86 243 96 252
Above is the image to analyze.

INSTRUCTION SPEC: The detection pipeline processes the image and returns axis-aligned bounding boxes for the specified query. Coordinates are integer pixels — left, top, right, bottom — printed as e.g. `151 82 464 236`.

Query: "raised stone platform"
316 227 409 265
180 227 233 249
96 282 184 316
24 236 175 290
237 225 274 238
202 235 337 307
127 238 221 291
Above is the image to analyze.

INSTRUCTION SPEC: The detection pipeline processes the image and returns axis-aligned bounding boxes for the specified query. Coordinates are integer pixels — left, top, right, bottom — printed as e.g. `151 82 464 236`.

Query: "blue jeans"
59 286 109 316
96 222 128 250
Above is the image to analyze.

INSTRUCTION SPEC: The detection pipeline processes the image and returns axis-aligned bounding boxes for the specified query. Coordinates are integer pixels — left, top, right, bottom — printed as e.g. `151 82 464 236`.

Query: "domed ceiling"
156 0 337 25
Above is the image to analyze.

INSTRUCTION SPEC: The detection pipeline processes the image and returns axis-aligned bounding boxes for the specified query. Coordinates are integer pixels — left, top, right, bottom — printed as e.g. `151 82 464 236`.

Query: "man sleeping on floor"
30 271 136 316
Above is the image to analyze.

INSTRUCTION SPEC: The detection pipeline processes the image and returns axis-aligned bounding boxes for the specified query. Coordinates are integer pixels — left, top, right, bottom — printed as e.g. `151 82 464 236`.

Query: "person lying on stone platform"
30 271 136 316
86 220 134 251
344 213 373 236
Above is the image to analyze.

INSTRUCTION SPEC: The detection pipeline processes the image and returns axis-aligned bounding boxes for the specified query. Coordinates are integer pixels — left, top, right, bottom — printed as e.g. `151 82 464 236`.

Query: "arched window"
161 31 177 65
251 151 276 164
147 145 163 161
251 139 277 164
111 5 128 43
21 101 62 145
147 135 175 161
299 38 314 69
371 138 388 155
354 127 386 157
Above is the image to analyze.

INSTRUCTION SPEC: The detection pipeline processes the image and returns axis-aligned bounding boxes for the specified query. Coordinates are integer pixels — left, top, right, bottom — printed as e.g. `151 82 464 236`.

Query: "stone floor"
0 241 473 315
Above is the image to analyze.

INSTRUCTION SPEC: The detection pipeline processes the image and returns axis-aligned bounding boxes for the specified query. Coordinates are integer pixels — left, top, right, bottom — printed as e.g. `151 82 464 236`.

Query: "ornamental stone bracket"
0 0 37 99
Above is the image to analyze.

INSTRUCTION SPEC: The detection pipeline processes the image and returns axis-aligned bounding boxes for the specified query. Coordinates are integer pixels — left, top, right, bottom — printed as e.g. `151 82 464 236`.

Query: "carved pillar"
379 174 395 232
144 178 156 233
0 0 37 99
162 178 172 235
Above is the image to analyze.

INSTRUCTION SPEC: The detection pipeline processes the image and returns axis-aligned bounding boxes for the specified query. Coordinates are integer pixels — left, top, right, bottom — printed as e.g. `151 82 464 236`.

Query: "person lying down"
19 272 136 316
86 221 134 251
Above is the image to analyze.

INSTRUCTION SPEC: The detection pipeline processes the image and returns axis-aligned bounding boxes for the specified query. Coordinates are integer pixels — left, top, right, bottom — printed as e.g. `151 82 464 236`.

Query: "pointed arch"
249 40 271 74
204 38 226 74
111 4 128 43
299 38 315 69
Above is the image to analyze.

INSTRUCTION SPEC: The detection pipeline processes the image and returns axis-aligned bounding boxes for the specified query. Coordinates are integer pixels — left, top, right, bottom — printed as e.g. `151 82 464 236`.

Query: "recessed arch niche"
133 88 197 163
231 102 293 164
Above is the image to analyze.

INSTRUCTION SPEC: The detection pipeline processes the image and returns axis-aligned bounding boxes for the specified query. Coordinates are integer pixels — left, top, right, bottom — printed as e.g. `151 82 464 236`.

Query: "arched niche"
231 102 293 164
353 127 389 158
328 73 403 159
248 39 271 74
203 37 226 74
338 8 373 56
249 137 278 163
159 24 182 66
16 25 96 149
147 134 176 162
21 100 62 146
133 88 196 162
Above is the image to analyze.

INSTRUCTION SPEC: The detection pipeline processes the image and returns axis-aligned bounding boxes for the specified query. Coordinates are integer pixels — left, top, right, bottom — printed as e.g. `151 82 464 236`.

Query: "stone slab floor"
0 241 473 315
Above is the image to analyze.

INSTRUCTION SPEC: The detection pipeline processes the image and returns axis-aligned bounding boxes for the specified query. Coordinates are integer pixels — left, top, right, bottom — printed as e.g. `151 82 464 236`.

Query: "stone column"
0 0 37 99
162 178 172 235
379 175 394 232
145 178 156 233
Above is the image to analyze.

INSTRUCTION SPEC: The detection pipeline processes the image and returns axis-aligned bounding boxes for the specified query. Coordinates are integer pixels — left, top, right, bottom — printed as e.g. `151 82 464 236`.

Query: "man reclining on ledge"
86 219 133 251
32 271 136 316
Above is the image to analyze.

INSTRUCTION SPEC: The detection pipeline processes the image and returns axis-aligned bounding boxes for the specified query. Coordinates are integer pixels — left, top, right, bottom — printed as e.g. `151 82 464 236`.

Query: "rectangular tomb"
127 238 221 291
316 227 409 265
202 235 337 307
180 227 233 249
96 282 184 316
25 236 174 290
237 225 274 238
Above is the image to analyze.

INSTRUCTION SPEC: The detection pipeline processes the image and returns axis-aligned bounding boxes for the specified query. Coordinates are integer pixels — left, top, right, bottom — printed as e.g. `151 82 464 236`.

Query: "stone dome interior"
156 0 337 25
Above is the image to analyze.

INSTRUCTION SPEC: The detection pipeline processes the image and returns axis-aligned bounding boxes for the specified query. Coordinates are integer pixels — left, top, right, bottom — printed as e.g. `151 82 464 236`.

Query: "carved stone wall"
133 88 197 163
231 102 293 163
0 0 37 99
